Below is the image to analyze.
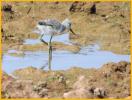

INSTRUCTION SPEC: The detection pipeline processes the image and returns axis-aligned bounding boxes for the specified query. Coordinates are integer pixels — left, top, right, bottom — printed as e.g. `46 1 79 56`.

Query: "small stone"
93 88 106 98
38 88 48 97
90 4 96 14
2 4 13 12
38 81 47 88
58 76 65 83
33 81 47 92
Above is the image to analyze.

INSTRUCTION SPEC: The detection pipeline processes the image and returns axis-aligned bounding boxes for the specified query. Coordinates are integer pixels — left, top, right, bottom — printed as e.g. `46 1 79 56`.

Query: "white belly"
36 25 56 35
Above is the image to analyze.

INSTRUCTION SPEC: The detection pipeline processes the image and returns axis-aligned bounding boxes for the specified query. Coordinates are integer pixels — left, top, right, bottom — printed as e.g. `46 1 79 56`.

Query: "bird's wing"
43 19 62 30
38 21 53 27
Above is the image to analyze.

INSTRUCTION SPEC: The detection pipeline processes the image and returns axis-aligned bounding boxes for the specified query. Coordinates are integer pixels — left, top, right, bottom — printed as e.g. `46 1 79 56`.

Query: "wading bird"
35 18 76 70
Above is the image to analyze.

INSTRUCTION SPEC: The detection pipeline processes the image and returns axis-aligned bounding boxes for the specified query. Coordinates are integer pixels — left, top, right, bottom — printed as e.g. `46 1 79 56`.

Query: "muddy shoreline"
2 61 130 98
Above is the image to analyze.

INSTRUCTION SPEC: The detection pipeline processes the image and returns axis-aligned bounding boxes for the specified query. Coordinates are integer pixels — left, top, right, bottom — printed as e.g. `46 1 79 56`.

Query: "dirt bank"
2 61 130 98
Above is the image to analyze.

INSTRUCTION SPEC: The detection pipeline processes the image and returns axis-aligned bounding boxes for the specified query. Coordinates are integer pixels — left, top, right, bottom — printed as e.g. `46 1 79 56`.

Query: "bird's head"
62 18 71 30
62 18 76 35
34 20 45 34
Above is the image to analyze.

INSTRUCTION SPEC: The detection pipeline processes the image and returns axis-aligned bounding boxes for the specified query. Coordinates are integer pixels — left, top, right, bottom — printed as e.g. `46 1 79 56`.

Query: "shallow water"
2 43 130 74
24 33 72 45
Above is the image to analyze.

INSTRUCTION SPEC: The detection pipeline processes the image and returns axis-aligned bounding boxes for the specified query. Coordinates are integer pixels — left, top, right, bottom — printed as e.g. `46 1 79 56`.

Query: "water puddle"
2 44 130 74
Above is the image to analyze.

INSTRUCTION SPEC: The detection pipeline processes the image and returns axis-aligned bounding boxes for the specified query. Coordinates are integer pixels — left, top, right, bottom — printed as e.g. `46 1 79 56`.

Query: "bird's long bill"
70 28 76 35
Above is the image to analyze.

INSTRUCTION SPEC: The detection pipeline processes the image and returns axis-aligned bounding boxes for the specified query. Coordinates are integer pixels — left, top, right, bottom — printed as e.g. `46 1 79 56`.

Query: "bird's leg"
48 34 53 71
40 34 48 45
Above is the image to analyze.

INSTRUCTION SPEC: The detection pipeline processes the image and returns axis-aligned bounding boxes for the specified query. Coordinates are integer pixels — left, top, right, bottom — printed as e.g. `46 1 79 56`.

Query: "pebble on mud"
2 4 13 12
93 87 106 98
33 81 49 98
